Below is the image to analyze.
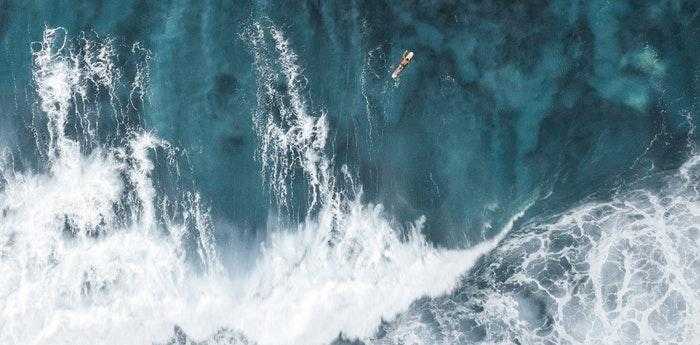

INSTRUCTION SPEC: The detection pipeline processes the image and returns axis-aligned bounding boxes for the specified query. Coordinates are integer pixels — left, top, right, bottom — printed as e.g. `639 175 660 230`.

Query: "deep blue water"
0 1 698 344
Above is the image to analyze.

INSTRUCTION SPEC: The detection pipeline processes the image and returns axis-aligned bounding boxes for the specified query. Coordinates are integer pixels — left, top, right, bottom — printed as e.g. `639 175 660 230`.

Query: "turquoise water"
0 1 698 344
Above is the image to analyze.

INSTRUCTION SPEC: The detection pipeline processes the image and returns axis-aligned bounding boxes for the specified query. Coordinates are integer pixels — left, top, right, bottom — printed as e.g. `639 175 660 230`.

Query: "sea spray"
0 28 222 344
3 24 528 345
232 22 521 344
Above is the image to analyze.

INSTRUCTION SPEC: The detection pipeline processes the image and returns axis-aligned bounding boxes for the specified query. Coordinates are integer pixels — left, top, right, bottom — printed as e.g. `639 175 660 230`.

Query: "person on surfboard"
391 50 414 79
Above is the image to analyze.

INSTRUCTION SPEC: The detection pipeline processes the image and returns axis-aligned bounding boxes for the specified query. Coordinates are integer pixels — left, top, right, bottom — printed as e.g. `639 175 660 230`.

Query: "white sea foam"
1 25 525 345
219 22 517 344
0 28 221 345
377 154 699 345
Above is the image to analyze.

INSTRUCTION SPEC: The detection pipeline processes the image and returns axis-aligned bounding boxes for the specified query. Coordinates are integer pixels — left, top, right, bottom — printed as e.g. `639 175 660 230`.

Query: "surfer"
391 50 414 79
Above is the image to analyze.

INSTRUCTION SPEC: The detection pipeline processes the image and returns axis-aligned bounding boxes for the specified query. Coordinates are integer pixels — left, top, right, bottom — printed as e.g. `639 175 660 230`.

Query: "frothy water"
1 27 222 344
376 155 699 344
0 26 513 345
2 21 698 345
210 23 512 344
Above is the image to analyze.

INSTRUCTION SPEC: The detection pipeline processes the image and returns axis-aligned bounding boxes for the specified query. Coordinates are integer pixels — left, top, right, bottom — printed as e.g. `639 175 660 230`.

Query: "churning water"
0 2 698 345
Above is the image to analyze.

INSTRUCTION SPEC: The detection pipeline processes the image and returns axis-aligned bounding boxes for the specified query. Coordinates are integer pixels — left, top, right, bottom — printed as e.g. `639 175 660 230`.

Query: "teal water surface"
0 1 698 344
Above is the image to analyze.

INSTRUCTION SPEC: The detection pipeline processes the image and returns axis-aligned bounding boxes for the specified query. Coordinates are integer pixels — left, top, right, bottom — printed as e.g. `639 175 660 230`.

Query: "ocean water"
0 1 698 345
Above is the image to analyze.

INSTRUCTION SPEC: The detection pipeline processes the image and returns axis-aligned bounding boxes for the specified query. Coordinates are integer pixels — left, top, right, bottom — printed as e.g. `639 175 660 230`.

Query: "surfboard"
391 50 414 79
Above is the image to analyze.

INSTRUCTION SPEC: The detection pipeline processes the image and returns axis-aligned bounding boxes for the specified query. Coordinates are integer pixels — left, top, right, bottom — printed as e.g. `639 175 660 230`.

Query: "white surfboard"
391 50 414 79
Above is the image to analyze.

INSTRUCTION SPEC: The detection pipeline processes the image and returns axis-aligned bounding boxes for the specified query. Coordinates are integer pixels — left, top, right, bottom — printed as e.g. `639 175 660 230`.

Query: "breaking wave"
0 25 516 345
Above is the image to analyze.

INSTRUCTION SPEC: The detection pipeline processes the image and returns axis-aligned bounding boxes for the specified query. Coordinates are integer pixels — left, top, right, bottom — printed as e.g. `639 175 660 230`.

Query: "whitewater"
0 24 698 345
